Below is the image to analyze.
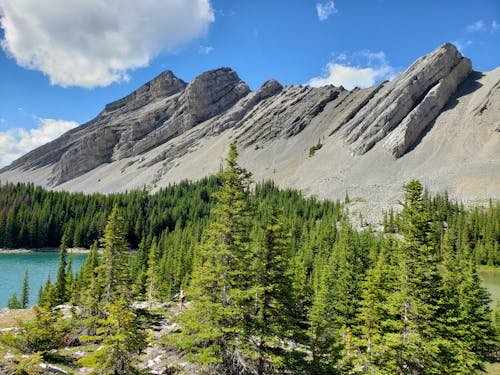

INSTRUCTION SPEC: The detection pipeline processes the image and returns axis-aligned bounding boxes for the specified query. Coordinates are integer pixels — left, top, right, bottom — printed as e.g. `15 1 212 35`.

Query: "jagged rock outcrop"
103 70 187 113
1 43 498 215
383 56 472 157
343 43 472 156
129 68 251 157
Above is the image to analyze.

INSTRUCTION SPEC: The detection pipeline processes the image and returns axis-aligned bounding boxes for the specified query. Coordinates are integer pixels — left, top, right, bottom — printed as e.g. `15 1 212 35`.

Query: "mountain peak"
1 43 498 213
343 42 472 156
104 70 186 113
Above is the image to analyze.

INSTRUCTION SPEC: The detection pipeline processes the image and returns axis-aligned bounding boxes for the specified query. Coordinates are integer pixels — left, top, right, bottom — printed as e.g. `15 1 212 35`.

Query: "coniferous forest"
0 145 499 374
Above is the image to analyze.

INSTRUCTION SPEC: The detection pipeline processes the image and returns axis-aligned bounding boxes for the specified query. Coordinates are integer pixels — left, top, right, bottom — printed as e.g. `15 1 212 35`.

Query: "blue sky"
0 0 499 167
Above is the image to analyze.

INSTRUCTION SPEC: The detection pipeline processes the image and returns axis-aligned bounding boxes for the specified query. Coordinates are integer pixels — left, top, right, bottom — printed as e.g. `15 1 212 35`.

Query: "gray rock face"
185 68 251 127
383 57 472 157
130 68 251 157
343 43 472 156
1 43 489 192
103 70 187 113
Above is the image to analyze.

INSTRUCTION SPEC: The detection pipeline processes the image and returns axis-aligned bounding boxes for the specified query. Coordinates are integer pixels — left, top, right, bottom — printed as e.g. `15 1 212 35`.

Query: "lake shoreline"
0 247 90 254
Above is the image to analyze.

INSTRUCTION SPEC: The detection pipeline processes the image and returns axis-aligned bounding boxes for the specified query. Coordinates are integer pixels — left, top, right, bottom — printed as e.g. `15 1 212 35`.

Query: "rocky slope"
1 43 499 218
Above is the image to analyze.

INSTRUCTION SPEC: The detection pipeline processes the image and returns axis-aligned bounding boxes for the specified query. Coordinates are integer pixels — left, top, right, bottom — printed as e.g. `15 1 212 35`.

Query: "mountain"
1 43 499 216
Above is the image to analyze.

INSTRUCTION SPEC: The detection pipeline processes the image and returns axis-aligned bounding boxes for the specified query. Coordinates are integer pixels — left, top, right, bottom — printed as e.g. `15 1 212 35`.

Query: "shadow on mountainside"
403 70 484 156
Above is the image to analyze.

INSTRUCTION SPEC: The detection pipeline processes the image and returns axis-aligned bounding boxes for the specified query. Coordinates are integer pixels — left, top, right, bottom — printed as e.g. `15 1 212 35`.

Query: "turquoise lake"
0 253 86 308
0 253 499 309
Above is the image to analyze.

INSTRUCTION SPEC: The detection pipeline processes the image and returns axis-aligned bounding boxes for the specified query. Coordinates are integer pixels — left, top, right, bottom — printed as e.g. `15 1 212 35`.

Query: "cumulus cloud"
308 50 396 89
0 118 78 167
316 1 337 21
0 0 215 88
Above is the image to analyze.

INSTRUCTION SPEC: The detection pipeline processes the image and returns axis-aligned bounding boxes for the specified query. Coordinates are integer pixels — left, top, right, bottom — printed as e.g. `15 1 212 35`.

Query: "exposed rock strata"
1 42 496 209
343 43 472 156
383 57 472 157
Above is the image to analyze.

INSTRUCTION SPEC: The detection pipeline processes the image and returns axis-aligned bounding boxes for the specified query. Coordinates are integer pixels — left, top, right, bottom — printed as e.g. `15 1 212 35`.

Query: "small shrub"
309 141 323 157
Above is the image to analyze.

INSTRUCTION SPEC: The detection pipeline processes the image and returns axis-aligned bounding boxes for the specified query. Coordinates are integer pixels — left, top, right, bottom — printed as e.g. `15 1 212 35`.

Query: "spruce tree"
172 143 254 370
21 269 29 308
248 208 296 373
65 255 73 300
78 295 147 374
145 241 161 308
345 250 396 373
7 292 22 309
97 206 130 304
55 243 68 304
72 241 99 305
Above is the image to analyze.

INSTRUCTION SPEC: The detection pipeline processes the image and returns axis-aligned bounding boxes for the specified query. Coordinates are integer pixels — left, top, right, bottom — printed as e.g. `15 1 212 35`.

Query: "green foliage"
8 352 45 375
247 208 298 373
16 306 67 353
77 296 147 374
1 170 498 374
21 270 29 308
308 140 323 157
97 206 131 304
7 292 22 309
171 144 255 368
55 245 68 305
345 180 498 374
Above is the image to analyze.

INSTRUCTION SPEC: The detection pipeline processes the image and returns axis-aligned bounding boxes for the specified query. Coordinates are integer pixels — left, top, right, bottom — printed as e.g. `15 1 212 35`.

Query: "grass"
486 362 500 374
0 308 33 328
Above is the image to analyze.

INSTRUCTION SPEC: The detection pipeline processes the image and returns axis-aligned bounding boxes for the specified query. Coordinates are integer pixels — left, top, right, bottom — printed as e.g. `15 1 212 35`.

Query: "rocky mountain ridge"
1 43 499 217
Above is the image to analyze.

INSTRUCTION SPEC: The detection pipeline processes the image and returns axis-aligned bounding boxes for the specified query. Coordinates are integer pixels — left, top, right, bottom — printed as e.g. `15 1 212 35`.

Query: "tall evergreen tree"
172 144 254 371
145 240 161 308
55 243 68 304
21 269 29 309
97 206 130 304
247 208 297 373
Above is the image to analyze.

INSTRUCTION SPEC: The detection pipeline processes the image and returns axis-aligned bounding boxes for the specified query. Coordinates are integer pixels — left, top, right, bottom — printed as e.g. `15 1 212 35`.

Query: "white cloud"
198 45 214 54
465 19 499 33
466 20 486 32
0 118 78 167
0 0 215 88
316 1 337 21
308 50 396 90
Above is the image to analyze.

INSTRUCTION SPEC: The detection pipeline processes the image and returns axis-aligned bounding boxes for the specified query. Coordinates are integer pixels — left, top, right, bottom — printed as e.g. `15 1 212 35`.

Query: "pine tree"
172 143 254 370
21 269 29 308
39 275 57 308
145 241 161 308
65 255 73 300
97 206 130 304
55 243 68 304
345 250 396 373
77 295 147 374
458 252 499 371
72 241 99 305
7 292 22 309
308 222 366 373
248 208 297 373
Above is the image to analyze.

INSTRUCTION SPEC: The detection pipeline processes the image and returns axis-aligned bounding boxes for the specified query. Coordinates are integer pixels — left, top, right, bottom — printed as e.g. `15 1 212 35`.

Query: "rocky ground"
0 303 196 375
1 304 499 374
